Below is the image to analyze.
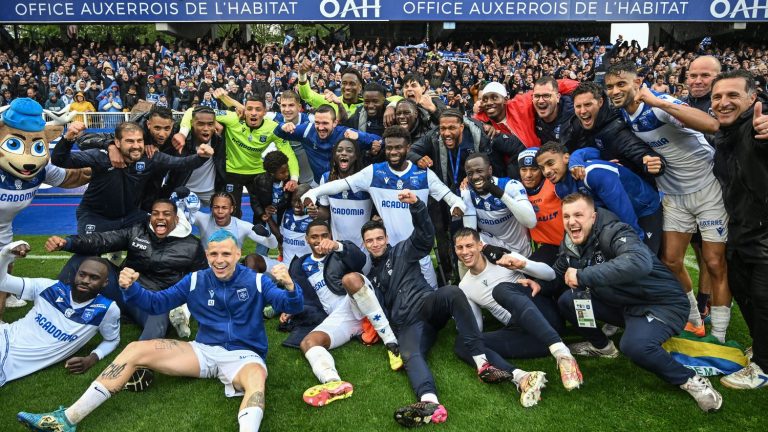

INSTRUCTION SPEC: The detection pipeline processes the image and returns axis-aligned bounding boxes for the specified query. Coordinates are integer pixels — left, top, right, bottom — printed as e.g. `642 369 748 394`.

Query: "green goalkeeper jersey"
181 109 298 177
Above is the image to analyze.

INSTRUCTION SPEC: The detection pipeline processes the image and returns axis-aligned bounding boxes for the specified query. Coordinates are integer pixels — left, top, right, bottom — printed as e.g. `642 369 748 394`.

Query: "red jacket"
475 79 579 148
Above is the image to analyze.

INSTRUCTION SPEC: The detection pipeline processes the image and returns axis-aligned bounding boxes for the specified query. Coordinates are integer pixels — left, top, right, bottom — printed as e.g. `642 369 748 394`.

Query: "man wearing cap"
476 79 579 148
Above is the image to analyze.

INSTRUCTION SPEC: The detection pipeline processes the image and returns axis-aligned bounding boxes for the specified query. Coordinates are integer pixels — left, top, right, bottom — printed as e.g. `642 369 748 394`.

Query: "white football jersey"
299 254 346 314
280 212 312 265
459 261 523 330
194 211 272 250
0 278 120 385
462 177 532 257
0 164 66 246
344 161 453 245
621 91 715 195
318 171 373 249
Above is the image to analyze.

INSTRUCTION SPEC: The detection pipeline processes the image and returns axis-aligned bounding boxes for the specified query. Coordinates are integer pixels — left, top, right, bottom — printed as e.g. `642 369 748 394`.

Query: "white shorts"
189 341 267 397
313 296 365 349
662 177 729 243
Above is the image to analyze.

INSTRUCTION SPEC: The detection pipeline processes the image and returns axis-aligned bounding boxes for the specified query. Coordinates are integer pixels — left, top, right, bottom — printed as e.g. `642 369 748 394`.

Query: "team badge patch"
226 184 234 192
64 308 75 318
135 162 146 172
82 308 95 323
237 288 249 301
396 179 403 190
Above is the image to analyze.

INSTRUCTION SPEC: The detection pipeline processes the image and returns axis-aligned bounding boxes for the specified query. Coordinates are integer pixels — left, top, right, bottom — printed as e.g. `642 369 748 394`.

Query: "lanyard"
447 148 461 186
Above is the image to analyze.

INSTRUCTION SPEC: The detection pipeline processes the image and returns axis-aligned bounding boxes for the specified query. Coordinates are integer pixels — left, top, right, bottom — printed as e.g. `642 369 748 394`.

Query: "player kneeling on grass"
18 230 303 432
453 228 583 407
553 193 723 412
0 242 120 386
290 219 403 407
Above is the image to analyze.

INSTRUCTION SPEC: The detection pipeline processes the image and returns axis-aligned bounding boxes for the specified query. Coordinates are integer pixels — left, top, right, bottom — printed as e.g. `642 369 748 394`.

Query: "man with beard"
0 242 120 386
562 82 665 181
536 141 663 255
532 76 574 145
711 70 768 389
409 109 499 283
344 82 387 137
77 106 187 211
461 153 536 259
274 104 381 184
554 193 722 412
177 92 299 223
302 126 466 289
46 199 207 343
290 220 401 407
19 231 302 432
605 61 730 342
342 191 509 426
53 121 213 235
475 80 578 148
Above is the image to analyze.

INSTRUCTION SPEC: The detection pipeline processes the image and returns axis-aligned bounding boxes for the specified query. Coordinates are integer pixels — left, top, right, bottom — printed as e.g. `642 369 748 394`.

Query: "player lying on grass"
0 241 119 386
18 230 303 432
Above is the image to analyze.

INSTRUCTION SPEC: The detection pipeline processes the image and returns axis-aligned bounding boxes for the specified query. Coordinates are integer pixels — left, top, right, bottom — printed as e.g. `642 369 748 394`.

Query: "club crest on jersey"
396 179 404 190
259 136 267 143
593 251 605 264
237 288 249 301
82 308 95 323
135 162 146 172
14 179 22 190
342 190 348 199
226 184 234 193
484 201 491 211
64 308 75 318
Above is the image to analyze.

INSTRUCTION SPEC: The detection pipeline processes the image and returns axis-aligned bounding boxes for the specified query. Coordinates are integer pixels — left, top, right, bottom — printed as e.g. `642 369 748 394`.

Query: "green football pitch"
1 236 766 431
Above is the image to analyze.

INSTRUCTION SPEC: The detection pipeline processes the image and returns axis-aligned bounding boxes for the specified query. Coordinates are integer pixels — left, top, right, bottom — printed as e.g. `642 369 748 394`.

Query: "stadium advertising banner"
4 0 768 23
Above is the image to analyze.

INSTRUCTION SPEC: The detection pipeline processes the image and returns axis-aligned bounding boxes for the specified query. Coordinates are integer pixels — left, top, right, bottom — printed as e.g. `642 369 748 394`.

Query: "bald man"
686 56 722 114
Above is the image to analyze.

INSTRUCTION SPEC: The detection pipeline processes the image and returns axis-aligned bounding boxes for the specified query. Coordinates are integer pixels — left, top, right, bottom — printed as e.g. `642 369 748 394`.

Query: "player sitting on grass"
453 228 583 407
18 230 303 432
288 219 402 407
0 241 119 387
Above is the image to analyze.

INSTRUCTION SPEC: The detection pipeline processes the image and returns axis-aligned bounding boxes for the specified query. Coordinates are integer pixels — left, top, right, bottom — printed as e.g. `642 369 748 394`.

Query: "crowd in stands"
2 34 767 115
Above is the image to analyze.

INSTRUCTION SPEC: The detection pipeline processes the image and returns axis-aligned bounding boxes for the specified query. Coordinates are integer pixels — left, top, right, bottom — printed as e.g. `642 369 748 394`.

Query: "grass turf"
1 236 766 431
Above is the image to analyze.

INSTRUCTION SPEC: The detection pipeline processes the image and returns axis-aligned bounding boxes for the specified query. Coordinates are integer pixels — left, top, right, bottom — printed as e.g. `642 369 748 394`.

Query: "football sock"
65 381 111 424
512 369 528 385
238 407 263 432
686 291 703 327
710 305 731 343
351 285 397 345
696 292 710 314
305 346 341 383
420 393 439 404
548 342 572 359
472 354 489 370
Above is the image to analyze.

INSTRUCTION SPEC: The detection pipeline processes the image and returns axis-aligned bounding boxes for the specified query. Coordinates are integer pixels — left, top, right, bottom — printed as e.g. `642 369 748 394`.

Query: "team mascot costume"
0 98 91 318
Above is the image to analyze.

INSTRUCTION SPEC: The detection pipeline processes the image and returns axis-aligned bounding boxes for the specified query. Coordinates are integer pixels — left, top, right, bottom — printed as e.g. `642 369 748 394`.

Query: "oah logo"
320 0 380 18
711 0 768 19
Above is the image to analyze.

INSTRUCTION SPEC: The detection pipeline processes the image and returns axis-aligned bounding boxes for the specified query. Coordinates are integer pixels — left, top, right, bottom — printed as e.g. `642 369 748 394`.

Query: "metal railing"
43 111 185 130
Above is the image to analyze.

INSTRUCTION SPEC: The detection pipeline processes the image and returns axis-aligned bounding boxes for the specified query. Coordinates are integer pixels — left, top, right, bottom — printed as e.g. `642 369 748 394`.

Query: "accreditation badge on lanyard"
573 288 596 328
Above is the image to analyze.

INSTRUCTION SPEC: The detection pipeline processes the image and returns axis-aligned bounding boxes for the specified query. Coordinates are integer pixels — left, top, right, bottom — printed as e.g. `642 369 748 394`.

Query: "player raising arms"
18 230 303 432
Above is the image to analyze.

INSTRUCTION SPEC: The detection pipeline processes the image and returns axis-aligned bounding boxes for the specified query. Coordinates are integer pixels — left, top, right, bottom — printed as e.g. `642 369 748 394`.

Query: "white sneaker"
516 371 547 408
568 340 620 358
680 375 723 412
169 305 191 338
720 362 768 390
5 295 27 308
